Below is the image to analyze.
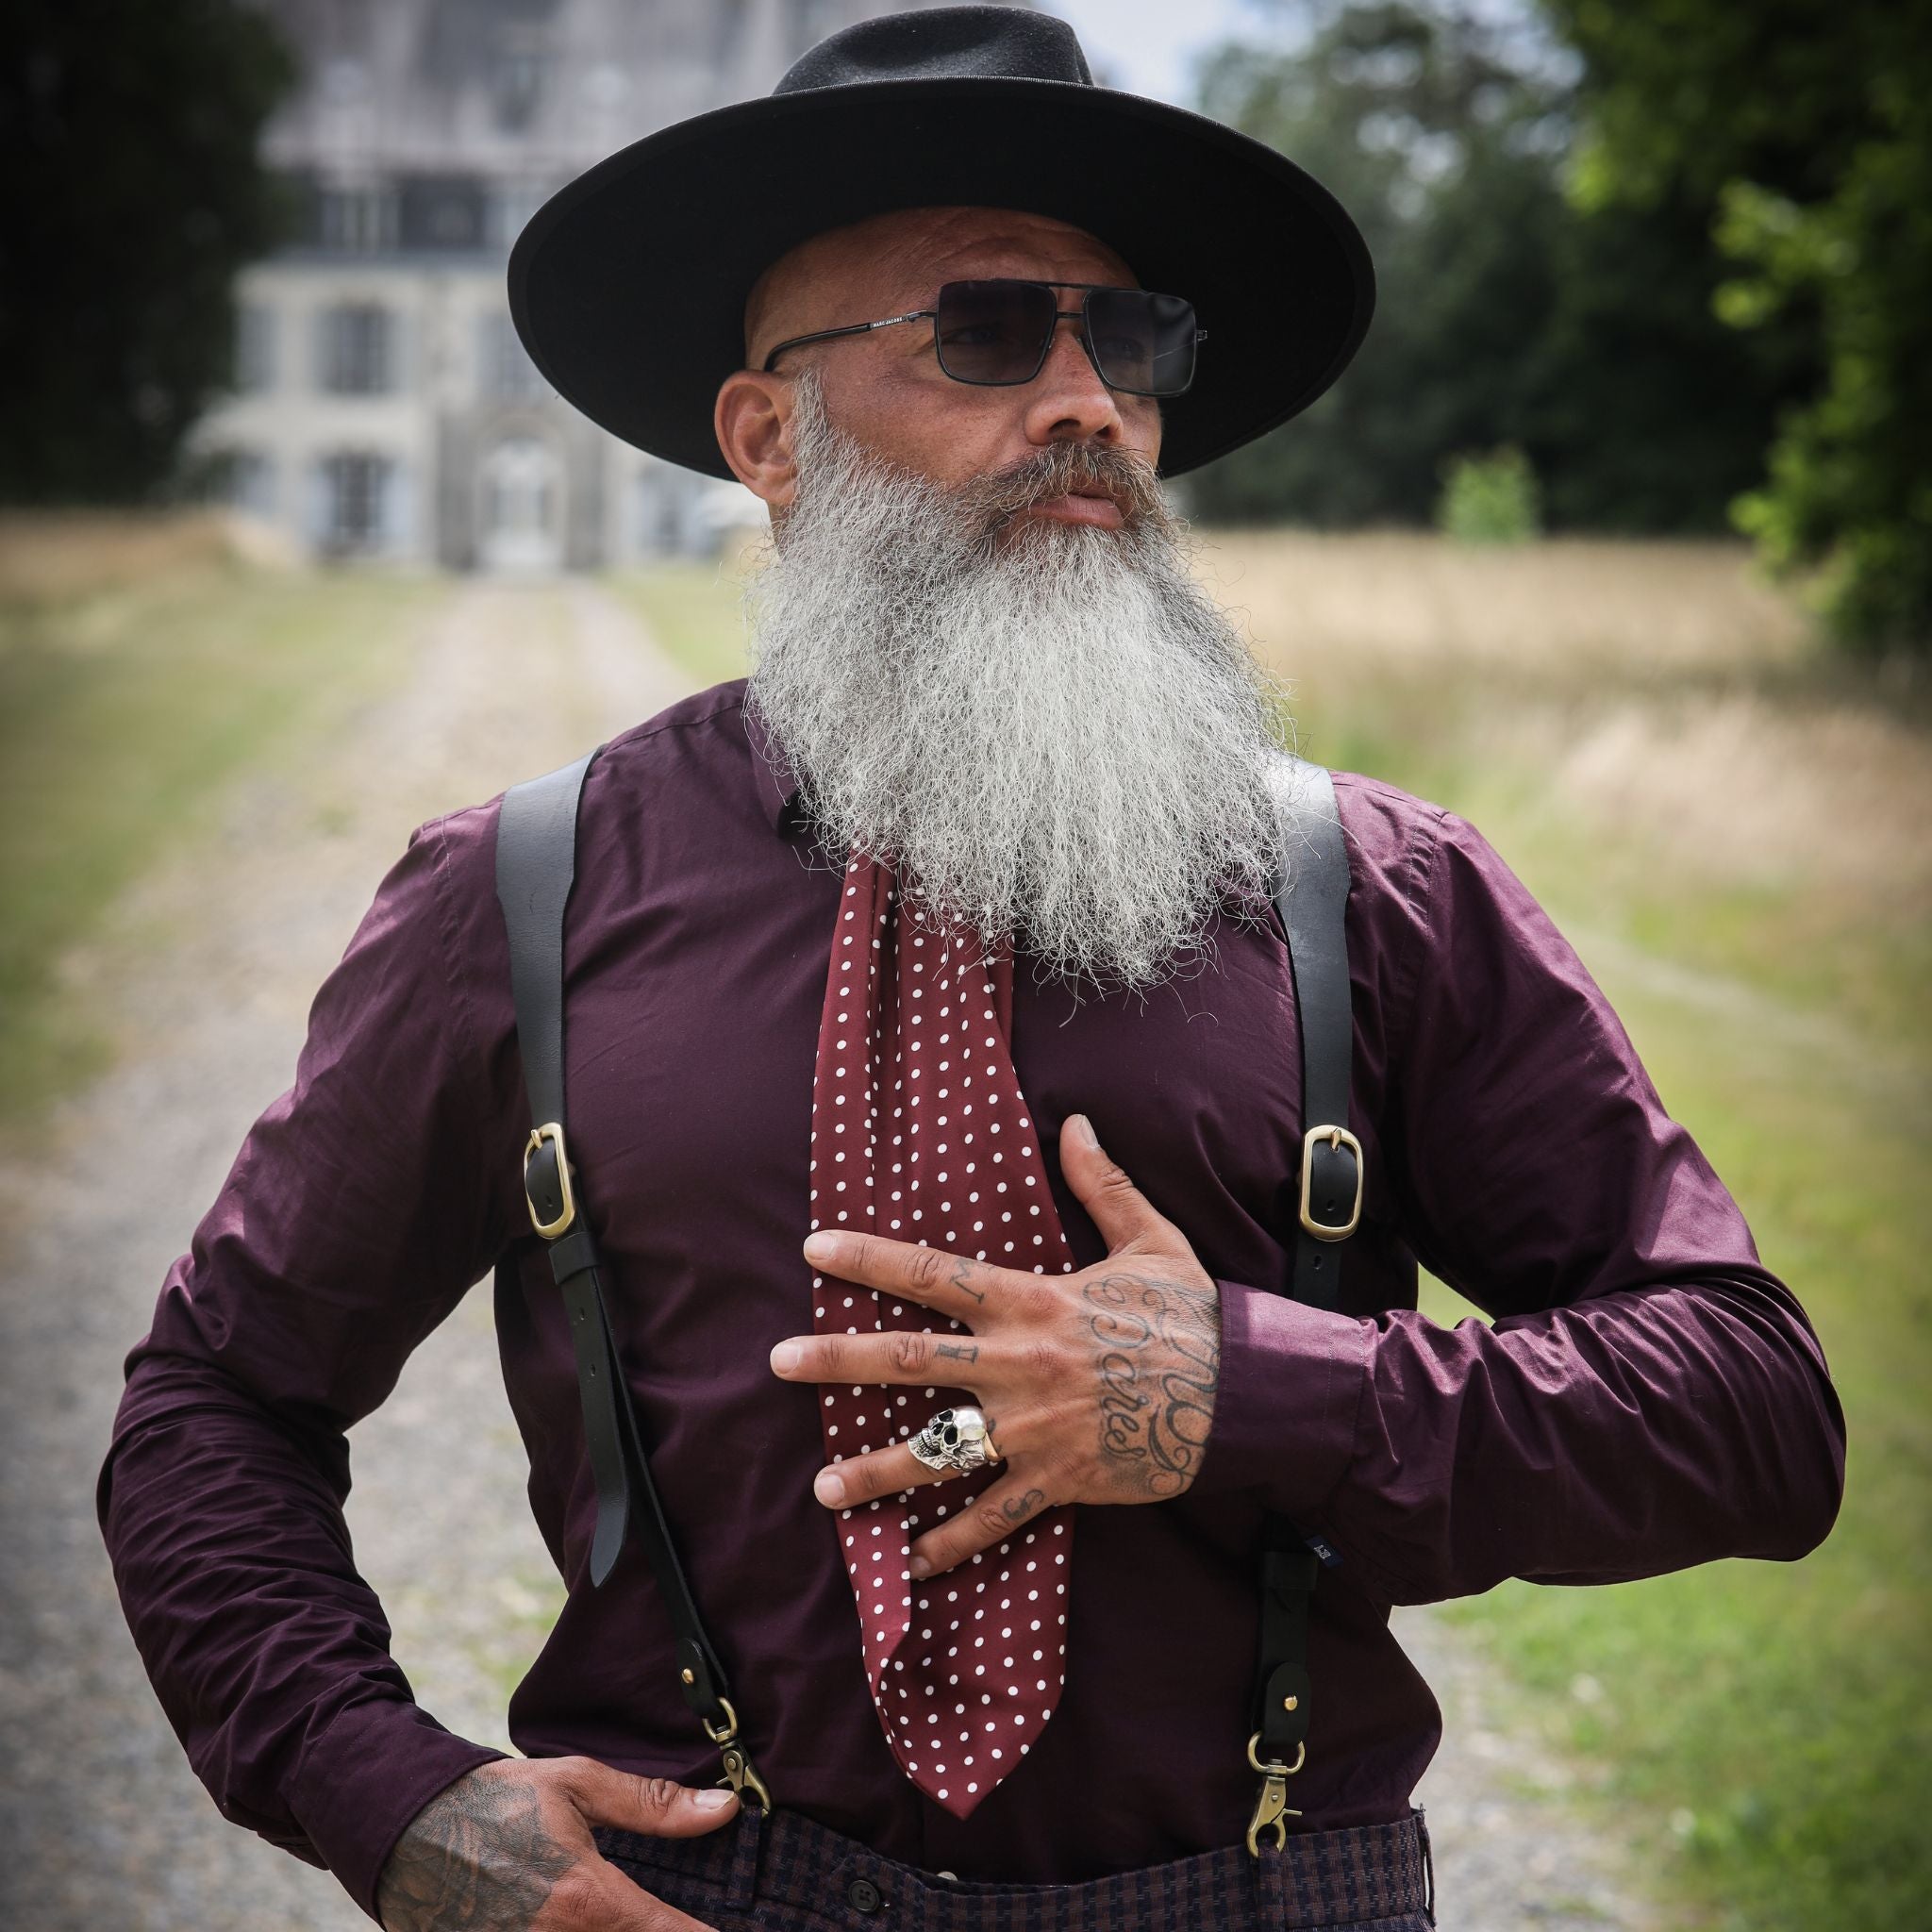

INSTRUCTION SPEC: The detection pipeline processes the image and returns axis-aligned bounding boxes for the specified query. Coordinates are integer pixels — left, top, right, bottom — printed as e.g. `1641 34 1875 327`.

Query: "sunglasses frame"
760 279 1207 398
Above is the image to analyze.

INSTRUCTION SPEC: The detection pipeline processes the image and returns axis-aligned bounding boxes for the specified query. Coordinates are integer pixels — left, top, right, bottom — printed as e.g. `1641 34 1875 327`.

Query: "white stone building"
198 0 995 570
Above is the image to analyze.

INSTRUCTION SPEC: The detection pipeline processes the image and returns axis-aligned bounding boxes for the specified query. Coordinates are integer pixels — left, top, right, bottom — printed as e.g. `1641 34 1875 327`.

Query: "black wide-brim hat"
508 6 1374 480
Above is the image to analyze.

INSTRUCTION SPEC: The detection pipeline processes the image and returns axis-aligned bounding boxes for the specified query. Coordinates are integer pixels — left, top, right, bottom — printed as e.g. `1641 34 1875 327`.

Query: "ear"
715 370 801 509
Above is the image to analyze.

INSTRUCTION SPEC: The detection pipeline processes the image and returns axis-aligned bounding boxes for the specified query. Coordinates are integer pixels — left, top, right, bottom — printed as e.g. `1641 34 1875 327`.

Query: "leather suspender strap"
1246 758 1358 1855
494 750 771 1810
1271 758 1361 1312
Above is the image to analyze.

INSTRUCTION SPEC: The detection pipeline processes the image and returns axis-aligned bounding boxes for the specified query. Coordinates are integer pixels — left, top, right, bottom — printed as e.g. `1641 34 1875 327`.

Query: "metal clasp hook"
702 1696 774 1812
1244 1731 1306 1856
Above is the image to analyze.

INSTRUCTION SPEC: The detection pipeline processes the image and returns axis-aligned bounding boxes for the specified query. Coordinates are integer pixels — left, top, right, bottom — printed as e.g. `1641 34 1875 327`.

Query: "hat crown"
774 5 1092 97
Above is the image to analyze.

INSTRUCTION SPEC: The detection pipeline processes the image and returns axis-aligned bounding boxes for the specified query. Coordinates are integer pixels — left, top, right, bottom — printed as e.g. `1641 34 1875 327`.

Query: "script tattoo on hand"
1083 1272 1222 1498
936 1341 979 1364
376 1768 575 1930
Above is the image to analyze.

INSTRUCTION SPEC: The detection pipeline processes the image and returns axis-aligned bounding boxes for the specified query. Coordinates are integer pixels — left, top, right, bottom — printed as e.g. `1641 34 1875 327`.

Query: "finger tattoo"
947 1257 987 1304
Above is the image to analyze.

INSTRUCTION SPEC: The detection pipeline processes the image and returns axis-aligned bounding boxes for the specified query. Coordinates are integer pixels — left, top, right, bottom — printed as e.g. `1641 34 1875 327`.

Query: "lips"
1025 488 1126 529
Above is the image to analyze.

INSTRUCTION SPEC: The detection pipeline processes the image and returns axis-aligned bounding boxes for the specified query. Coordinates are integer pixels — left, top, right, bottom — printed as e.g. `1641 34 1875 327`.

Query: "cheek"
824 366 1030 487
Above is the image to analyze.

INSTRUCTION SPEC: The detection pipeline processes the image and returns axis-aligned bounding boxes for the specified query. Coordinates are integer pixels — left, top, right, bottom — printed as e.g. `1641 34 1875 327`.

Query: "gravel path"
0 579 1658 1929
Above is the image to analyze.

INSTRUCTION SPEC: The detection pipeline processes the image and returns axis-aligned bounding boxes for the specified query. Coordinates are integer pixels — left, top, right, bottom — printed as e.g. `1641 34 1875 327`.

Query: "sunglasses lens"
935 281 1058 384
1086 289 1199 396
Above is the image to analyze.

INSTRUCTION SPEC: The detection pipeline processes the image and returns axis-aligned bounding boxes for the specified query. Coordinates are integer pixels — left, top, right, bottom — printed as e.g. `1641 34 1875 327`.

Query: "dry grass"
1192 529 1932 924
0 509 297 606
1191 528 1816 676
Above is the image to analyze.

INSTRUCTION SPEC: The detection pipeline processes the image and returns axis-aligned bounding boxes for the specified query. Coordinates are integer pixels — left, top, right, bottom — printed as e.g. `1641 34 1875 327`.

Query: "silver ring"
908 1406 1002 1475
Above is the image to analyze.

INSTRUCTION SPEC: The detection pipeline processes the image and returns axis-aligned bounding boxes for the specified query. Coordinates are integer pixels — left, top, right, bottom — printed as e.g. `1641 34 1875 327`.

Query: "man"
98 10 1844 1931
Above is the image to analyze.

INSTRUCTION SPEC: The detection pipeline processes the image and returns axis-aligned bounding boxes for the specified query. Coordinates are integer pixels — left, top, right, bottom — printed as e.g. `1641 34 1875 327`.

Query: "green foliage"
1184 0 1802 534
1541 0 1932 653
1435 444 1541 541
0 0 297 505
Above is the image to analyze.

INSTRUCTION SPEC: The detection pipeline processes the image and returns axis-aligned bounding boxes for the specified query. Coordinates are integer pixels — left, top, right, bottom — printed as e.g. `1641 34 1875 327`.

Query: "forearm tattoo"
376 1771 575 1930
1083 1273 1222 1497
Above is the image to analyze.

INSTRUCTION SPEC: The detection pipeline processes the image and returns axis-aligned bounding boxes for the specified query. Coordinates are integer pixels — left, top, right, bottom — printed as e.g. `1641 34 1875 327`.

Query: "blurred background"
0 3 1925 1928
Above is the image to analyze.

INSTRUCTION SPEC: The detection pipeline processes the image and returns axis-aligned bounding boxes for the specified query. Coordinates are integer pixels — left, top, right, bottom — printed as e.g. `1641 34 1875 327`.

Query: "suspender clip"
703 1696 774 1812
1244 1731 1305 1856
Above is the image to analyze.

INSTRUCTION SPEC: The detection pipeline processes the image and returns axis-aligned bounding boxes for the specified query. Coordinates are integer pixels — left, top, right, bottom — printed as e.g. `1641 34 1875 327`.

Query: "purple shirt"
97 679 1845 1924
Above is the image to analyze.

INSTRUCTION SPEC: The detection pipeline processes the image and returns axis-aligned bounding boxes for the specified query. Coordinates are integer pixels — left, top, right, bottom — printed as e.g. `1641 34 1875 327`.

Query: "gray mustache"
952 442 1167 538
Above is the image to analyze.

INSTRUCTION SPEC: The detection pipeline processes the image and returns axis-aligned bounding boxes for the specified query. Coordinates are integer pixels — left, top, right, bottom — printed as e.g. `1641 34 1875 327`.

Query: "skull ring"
908 1405 1003 1475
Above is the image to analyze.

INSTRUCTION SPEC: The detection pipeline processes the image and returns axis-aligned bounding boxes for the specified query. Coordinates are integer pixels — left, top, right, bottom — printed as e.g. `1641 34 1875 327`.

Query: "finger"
564 1758 741 1841
804 1228 1014 1319
771 1325 996 1389
810 1415 1024 1510
908 1471 1057 1580
1058 1115 1188 1256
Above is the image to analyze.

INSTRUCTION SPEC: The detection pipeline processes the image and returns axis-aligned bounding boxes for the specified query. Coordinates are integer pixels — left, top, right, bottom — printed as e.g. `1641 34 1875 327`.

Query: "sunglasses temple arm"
761 310 933 372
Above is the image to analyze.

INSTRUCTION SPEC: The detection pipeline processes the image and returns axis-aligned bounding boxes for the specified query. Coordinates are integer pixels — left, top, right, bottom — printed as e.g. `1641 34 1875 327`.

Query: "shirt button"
849 1876 884 1913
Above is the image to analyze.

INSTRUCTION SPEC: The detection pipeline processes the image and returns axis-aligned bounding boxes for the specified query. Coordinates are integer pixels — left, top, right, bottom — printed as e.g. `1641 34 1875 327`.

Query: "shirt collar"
741 693 805 835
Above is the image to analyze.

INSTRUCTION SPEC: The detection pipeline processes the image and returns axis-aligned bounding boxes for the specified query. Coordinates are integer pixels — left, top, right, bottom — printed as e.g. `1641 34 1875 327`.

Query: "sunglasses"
761 279 1206 397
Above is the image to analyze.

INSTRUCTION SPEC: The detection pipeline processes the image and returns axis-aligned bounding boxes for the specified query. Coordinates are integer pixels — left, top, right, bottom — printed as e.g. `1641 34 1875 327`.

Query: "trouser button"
849 1876 883 1913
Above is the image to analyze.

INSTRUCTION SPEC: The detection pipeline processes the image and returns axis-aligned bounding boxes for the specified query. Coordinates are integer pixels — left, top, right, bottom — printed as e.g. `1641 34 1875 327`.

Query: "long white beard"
741 373 1293 996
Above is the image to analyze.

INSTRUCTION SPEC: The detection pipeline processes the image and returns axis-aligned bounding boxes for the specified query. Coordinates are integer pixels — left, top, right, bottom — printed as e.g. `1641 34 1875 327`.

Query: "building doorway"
479 435 562 572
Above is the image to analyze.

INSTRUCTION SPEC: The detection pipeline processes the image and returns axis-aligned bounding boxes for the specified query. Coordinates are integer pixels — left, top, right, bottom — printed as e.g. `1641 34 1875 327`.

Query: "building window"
491 47 544 131
399 175 487 252
316 185 398 253
319 452 394 553
318 304 395 395
207 448 275 518
478 313 547 402
234 304 276 393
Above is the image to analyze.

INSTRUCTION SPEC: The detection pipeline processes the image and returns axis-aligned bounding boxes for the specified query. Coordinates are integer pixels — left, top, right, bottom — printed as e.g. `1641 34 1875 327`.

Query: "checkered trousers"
592 1803 1434 1930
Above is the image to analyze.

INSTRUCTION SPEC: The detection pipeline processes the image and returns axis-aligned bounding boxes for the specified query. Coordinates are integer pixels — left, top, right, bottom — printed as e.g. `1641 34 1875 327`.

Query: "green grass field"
623 536 1932 1932
0 534 427 1137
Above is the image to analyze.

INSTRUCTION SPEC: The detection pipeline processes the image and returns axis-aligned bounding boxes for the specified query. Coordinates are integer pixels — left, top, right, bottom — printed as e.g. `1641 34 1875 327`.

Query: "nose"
1020 312 1125 450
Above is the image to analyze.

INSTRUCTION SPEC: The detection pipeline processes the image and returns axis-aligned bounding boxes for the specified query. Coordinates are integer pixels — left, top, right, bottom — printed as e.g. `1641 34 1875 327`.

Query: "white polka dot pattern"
807 851 1075 1819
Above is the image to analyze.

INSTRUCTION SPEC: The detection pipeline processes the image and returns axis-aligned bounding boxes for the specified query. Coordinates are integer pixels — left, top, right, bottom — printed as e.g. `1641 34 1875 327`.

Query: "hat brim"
508 76 1374 480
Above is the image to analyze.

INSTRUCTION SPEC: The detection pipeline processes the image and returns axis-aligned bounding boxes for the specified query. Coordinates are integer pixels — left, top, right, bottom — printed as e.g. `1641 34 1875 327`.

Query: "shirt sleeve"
1198 805 1846 1605
94 812 518 1924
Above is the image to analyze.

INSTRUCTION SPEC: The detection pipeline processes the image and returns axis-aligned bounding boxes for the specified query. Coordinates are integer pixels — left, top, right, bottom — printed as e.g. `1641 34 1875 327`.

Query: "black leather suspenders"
1247 757 1360 1854
490 748 1358 1846
493 746 771 1810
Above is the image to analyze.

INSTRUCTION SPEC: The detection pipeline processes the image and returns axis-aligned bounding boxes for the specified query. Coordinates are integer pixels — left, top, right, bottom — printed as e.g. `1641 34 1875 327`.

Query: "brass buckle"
702 1696 774 1812
523 1123 576 1239
1298 1124 1364 1242
1244 1731 1306 1856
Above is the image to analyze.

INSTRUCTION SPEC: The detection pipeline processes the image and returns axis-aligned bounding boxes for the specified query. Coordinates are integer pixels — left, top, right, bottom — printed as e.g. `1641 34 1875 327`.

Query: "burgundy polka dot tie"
808 847 1076 1816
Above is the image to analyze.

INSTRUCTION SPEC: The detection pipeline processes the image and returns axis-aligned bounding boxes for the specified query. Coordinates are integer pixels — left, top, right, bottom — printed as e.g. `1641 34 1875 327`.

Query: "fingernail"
814 1468 845 1507
908 1555 932 1580
804 1231 839 1263
770 1341 801 1373
1073 1113 1099 1149
694 1788 735 1810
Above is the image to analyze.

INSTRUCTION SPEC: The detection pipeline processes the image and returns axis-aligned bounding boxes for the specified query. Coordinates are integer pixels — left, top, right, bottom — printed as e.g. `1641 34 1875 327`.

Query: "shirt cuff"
1192 1278 1369 1512
286 1696 511 1924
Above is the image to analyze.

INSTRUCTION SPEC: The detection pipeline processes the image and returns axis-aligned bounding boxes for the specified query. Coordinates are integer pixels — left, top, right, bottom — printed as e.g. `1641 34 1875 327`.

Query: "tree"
0 0 296 506
1184 0 1807 536
1544 0 1932 654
